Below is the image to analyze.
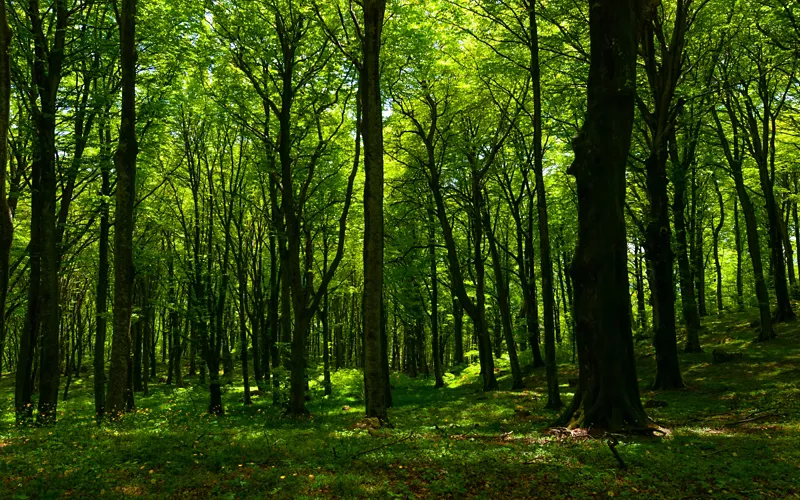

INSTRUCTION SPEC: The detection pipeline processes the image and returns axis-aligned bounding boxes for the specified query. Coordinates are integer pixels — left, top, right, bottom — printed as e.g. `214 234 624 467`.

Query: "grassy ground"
1 310 799 499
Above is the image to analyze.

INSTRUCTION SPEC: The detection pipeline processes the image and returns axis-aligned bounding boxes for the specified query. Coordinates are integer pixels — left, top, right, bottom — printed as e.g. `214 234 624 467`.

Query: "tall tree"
557 0 647 429
0 0 11 385
107 0 139 417
362 0 389 421
637 0 702 387
15 0 70 424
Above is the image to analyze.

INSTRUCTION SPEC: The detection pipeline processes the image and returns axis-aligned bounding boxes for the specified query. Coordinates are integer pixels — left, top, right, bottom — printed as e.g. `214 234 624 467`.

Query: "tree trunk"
106 0 138 419
712 110 774 340
634 243 648 331
556 0 647 430
429 209 444 388
671 153 702 349
485 207 524 390
361 0 389 421
452 296 463 365
0 0 10 385
780 202 799 299
525 190 544 368
734 198 744 311
322 239 332 396
646 151 685 389
713 178 725 314
755 117 793 322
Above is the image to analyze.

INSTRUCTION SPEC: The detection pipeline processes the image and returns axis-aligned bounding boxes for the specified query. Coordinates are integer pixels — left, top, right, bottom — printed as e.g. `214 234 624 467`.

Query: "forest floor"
1 311 800 499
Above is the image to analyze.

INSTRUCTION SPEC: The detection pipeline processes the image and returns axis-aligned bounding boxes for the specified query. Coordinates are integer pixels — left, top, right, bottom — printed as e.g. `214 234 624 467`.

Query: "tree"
362 0 389 421
14 0 72 424
107 0 139 418
557 0 648 430
0 0 11 386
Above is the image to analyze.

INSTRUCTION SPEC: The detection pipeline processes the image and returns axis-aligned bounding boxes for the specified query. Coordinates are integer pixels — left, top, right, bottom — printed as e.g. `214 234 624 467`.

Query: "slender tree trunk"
671 155 702 348
758 147 794 323
133 299 142 392
737 177 775 340
556 0 647 430
794 193 800 294
713 110 774 339
692 197 707 317
429 209 444 388
781 202 799 299
634 243 648 330
238 251 251 405
647 150 685 389
713 179 725 314
142 280 151 396
525 192 544 368
734 199 744 311
322 241 331 396
452 296 463 365
485 208 524 390
472 175 497 391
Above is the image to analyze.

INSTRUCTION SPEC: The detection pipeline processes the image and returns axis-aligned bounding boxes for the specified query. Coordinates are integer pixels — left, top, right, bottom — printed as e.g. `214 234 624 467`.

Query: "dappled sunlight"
2 311 799 498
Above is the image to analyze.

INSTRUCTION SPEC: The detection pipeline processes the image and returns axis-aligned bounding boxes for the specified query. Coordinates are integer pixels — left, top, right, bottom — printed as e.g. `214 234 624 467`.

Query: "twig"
607 437 627 469
723 411 777 427
350 432 415 460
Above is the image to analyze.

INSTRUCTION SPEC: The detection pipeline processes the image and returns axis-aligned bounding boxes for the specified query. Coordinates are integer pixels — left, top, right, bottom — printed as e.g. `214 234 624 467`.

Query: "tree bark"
0 0 11 386
485 206 524 390
107 0 138 418
429 208 444 389
526 0 560 409
713 178 725 314
734 198 744 311
557 0 647 430
669 142 702 349
362 0 389 421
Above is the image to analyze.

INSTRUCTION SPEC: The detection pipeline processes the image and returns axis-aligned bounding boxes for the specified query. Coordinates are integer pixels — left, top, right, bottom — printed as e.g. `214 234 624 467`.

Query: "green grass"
2 310 800 499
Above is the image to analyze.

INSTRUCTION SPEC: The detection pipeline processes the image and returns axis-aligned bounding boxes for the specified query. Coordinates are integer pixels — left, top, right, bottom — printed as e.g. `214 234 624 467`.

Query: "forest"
1 0 799 498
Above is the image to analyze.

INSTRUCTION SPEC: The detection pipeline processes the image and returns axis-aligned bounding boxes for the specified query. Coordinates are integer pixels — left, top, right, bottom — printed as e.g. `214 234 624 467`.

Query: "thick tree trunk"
106 0 138 418
361 0 389 421
557 0 647 430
